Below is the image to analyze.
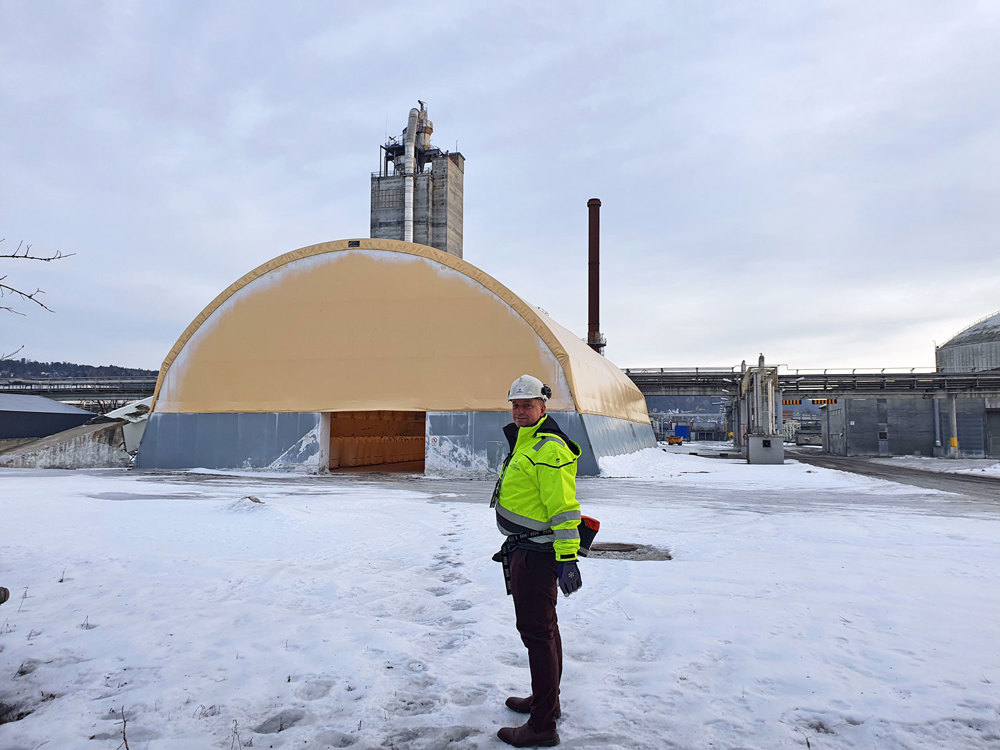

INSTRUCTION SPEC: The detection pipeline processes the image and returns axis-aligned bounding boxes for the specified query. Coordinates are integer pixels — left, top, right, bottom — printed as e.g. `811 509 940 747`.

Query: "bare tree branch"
1 279 53 313
0 238 76 262
1 345 24 360
0 238 71 315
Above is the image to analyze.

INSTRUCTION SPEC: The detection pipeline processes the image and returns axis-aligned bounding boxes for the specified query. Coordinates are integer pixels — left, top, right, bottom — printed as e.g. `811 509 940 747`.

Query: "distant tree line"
0 358 158 379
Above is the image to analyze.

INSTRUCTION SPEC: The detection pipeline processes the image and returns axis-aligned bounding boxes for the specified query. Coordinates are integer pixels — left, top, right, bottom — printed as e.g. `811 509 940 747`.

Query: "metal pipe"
754 372 761 435
587 198 602 353
950 395 959 458
403 107 418 243
933 397 942 449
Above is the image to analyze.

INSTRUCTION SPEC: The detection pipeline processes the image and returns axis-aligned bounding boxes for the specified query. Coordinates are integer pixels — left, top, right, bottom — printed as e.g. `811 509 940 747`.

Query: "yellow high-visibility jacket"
492 415 582 562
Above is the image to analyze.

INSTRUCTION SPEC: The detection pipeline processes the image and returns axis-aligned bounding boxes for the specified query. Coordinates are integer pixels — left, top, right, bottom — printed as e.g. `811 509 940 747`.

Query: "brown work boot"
0 587 8 606
505 696 561 719
497 721 560 747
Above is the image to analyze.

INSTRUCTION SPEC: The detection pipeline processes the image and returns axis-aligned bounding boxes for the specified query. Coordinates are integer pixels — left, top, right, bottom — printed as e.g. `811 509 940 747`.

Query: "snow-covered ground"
872 455 1000 478
601 445 946 494
2 451 999 749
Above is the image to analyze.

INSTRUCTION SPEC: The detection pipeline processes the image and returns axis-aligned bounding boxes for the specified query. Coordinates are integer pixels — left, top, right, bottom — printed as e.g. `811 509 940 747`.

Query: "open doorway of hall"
327 411 425 473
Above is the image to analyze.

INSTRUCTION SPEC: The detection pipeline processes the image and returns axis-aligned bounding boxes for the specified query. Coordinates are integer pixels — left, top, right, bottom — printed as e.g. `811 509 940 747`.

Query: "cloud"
1 1 998 369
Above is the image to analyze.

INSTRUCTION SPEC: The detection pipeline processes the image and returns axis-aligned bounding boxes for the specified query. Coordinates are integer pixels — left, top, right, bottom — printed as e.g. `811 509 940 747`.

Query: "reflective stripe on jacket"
493 414 582 563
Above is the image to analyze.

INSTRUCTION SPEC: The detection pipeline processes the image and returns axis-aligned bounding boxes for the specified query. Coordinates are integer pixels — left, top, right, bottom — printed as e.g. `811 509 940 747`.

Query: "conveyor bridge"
624 368 1000 398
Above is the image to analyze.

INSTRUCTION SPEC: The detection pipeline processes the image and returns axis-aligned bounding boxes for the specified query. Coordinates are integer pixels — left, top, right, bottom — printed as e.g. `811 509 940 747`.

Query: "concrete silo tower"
936 310 1000 372
370 101 465 258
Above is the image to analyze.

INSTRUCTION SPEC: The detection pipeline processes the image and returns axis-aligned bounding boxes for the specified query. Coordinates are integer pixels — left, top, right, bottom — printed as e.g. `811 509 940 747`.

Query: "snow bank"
874 456 1000 477
599 446 943 494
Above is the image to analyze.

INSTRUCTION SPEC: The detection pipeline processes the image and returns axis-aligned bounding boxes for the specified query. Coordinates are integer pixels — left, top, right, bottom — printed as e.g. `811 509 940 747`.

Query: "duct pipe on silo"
403 107 419 243
587 198 603 354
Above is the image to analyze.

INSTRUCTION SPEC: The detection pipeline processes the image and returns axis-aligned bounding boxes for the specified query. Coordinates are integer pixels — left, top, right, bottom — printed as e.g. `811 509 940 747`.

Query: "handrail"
939 308 1000 346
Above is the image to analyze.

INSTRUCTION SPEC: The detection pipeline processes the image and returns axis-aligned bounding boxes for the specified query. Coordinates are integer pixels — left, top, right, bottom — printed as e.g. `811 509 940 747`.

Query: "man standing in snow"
491 374 583 748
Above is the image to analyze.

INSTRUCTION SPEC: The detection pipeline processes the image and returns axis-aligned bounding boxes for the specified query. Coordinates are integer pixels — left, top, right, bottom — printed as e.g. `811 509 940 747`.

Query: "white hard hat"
508 374 552 402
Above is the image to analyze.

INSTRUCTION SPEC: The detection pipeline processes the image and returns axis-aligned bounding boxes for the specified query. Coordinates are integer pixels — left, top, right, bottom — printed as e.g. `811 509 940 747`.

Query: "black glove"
557 561 582 596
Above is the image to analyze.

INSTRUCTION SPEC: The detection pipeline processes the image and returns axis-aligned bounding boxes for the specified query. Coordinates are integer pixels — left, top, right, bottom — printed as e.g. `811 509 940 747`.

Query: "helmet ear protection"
507 374 551 402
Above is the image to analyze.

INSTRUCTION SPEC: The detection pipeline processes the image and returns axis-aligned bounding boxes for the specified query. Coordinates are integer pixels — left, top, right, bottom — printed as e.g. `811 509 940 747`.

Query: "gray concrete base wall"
425 411 655 477
0 422 130 469
136 412 322 470
138 410 655 476
579 413 656 469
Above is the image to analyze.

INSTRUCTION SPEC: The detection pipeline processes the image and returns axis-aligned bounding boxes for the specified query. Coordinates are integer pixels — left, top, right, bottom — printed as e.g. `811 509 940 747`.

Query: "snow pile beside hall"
598 445 944 494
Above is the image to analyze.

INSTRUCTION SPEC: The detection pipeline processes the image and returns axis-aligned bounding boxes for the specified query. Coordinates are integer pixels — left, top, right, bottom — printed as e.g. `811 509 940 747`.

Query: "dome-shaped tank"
936 310 1000 372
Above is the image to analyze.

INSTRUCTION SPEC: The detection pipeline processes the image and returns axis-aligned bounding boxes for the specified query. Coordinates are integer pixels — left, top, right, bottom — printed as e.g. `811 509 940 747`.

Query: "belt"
493 528 551 596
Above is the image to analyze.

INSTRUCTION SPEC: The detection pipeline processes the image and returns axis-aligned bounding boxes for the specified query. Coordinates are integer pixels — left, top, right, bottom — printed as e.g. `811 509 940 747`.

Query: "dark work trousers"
509 547 562 733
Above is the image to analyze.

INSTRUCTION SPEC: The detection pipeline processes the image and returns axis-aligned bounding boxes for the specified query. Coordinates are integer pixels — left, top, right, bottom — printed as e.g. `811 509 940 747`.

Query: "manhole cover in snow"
587 543 672 561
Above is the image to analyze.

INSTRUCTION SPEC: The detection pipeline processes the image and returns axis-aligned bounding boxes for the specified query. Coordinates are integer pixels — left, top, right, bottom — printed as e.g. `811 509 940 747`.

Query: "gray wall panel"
824 404 846 455
986 410 1000 458
826 396 987 458
0 411 94 439
424 410 653 477
956 399 985 457
424 410 503 475
142 409 653 476
138 412 321 470
937 341 1000 372
845 399 880 456
887 399 936 456
580 413 656 467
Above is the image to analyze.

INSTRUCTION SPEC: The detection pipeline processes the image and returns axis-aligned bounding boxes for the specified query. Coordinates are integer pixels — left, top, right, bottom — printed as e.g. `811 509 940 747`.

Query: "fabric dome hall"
137 239 654 475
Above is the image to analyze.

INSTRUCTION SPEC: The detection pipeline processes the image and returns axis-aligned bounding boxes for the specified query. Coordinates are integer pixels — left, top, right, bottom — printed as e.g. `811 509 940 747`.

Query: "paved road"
787 449 1000 502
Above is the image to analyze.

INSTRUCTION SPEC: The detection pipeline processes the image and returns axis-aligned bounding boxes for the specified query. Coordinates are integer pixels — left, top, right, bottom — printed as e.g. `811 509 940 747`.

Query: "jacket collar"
503 414 579 456
503 418 540 451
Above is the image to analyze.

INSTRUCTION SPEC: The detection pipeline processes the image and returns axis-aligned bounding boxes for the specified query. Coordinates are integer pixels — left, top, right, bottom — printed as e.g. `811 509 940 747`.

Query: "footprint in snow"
295 680 333 700
314 729 356 747
253 708 306 734
449 687 487 706
383 724 477 749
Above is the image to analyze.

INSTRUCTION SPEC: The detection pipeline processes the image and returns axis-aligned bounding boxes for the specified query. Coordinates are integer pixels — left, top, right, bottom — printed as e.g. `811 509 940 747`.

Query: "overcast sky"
2 1 998 371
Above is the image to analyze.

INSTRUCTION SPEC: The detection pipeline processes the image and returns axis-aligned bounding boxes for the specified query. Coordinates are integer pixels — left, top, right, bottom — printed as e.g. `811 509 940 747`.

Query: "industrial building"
822 394 1000 458
821 311 1000 458
0 393 94 445
136 239 654 474
370 102 464 257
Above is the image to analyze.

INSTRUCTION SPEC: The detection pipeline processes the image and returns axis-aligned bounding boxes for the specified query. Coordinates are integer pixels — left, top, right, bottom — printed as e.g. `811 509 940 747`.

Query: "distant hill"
0 358 158 379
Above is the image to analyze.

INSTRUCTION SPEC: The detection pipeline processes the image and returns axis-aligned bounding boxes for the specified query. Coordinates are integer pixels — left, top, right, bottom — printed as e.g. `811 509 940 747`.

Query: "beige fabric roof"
151 239 649 423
